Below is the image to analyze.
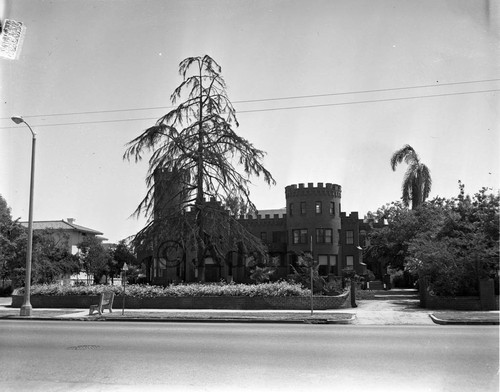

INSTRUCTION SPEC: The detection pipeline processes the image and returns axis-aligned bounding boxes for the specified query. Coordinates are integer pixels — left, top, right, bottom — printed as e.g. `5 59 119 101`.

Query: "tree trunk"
196 61 206 282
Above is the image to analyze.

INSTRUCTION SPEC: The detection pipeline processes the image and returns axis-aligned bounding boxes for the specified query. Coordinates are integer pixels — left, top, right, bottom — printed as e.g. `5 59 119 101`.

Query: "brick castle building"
139 171 380 284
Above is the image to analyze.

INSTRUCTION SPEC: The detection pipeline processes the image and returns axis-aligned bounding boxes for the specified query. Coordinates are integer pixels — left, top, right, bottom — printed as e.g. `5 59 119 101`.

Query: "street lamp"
11 116 36 317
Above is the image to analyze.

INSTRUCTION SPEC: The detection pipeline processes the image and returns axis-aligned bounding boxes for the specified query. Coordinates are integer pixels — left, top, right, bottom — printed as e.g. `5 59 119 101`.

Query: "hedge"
16 281 312 298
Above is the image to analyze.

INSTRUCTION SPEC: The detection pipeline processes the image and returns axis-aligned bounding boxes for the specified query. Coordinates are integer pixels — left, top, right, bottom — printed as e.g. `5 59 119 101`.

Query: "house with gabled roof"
20 218 106 254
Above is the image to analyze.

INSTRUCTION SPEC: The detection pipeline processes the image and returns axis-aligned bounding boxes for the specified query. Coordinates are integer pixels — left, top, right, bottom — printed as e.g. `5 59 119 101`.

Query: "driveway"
350 298 434 325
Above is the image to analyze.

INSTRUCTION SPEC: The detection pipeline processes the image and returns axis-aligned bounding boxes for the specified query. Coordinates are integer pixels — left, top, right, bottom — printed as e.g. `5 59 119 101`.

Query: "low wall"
11 291 350 310
419 279 499 310
424 294 483 311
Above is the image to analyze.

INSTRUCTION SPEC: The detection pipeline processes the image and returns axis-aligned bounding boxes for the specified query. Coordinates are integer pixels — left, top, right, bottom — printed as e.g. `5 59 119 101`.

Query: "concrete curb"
0 313 357 325
429 314 500 325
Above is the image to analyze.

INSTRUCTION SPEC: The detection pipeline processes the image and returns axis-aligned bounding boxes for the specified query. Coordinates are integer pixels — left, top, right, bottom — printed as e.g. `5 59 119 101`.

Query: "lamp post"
11 116 36 317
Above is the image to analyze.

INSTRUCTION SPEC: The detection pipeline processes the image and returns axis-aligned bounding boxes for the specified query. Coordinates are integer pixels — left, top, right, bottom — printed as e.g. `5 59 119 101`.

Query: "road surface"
0 321 498 391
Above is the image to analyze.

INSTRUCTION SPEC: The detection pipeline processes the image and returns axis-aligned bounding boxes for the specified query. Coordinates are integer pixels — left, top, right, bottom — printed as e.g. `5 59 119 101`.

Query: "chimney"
67 218 75 224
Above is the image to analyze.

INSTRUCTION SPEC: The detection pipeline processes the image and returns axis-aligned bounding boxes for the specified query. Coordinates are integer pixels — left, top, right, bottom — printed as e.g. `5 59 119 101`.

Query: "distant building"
19 218 107 285
20 218 106 254
139 173 383 284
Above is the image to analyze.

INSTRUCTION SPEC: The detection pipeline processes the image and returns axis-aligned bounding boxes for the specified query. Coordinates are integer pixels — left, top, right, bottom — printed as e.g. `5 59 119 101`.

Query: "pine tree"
124 55 275 281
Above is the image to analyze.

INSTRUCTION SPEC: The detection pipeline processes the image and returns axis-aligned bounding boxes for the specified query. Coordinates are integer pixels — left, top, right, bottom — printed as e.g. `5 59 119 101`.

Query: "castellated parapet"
285 182 342 215
285 182 341 198
236 211 287 228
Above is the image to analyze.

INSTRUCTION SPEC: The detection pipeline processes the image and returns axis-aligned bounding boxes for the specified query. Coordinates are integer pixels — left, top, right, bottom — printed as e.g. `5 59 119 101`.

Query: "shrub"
0 286 12 296
19 281 311 298
322 279 345 296
366 270 376 282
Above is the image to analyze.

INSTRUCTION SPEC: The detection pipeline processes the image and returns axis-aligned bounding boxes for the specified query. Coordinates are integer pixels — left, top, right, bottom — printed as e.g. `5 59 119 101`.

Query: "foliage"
108 240 138 283
30 230 81 284
322 279 346 296
1 194 79 287
1 195 139 288
367 183 499 296
388 269 405 288
113 240 137 269
288 252 326 294
77 236 112 284
365 270 376 282
0 195 26 287
224 194 250 217
364 200 441 271
390 144 432 209
22 281 311 298
124 55 275 281
0 285 12 296
248 255 279 283
406 184 499 296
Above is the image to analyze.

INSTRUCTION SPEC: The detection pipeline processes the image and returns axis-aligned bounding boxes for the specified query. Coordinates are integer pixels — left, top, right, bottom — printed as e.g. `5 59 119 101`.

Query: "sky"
1 0 498 243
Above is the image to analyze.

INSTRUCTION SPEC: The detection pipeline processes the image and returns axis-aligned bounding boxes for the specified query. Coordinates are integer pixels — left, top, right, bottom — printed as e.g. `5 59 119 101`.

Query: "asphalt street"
0 320 498 392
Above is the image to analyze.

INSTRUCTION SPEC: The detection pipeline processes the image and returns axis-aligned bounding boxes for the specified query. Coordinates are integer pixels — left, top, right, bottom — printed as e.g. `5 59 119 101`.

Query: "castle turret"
285 182 341 275
153 168 190 220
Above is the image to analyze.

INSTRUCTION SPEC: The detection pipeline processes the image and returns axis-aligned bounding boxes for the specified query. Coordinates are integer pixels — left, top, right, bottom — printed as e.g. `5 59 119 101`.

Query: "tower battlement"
236 211 287 226
340 211 359 220
285 182 341 198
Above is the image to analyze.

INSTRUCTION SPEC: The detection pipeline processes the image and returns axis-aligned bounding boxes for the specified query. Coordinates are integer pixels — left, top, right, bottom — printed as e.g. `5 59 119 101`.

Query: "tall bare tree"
390 144 432 209
124 55 275 281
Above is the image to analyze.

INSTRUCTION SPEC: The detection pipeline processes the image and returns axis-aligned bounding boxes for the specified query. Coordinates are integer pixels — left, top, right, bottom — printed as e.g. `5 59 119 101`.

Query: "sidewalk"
430 312 500 325
0 297 498 325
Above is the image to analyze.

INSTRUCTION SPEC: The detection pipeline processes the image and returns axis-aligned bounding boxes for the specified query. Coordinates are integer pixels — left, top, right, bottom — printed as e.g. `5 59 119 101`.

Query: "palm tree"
390 145 432 209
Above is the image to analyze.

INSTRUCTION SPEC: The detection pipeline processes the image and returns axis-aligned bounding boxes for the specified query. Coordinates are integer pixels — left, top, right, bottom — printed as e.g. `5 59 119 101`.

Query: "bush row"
18 281 312 298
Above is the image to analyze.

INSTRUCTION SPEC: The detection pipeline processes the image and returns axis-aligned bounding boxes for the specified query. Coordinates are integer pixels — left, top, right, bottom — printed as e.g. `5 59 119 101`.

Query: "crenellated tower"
285 182 342 275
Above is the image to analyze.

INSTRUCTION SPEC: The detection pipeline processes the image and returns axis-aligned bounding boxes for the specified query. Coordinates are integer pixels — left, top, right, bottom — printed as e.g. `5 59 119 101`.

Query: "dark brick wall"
285 183 341 257
11 292 350 310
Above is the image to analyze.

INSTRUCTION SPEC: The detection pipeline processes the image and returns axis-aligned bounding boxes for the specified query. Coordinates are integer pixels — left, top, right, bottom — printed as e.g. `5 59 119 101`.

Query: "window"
319 266 328 276
315 201 322 214
318 254 336 275
292 229 308 244
300 201 306 215
346 255 354 267
359 230 367 248
318 255 328 275
260 232 267 242
318 255 329 265
346 230 354 244
316 228 333 243
289 203 294 216
330 255 338 274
